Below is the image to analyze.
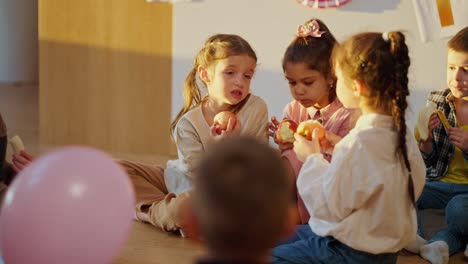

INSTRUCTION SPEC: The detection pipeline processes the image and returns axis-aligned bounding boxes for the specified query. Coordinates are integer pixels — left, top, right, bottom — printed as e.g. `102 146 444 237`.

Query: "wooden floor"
114 221 468 264
113 222 204 264
1 83 466 264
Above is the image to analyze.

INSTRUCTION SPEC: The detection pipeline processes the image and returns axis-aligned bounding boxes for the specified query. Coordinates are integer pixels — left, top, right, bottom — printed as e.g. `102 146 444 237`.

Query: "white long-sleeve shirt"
298 113 426 254
164 94 268 194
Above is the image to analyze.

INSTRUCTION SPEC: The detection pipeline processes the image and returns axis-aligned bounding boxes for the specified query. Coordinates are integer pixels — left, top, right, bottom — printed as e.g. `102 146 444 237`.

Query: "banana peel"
414 101 451 142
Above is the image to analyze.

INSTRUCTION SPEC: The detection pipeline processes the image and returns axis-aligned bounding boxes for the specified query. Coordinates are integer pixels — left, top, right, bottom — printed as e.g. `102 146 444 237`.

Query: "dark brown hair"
282 18 338 96
448 26 468 53
171 34 257 134
193 137 291 256
333 31 415 205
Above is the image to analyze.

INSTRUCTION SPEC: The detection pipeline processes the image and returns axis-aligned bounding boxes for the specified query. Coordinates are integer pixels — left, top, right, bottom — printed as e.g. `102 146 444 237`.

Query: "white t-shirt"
164 94 268 194
298 113 426 254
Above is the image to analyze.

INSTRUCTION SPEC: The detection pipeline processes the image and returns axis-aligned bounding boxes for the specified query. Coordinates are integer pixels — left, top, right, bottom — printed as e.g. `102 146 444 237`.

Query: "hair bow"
296 20 325 38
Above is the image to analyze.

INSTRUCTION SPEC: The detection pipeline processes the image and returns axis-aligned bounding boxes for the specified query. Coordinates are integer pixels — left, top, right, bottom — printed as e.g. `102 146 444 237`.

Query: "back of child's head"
171 34 257 133
283 18 337 80
193 137 291 257
333 31 415 203
448 26 468 53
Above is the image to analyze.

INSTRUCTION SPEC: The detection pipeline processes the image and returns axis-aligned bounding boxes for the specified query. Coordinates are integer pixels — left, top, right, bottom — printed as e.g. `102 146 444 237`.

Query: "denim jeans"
417 181 468 255
271 225 398 264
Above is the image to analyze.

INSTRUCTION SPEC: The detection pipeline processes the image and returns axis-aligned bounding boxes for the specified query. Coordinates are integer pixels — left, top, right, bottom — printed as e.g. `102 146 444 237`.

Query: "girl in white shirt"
271 31 426 264
120 34 268 233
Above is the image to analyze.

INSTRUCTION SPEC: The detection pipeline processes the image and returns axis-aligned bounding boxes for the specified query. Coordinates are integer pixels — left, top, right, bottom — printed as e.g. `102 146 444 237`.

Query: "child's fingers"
269 130 276 138
20 150 34 161
12 153 29 165
311 129 321 150
294 133 306 143
448 132 462 143
447 127 464 136
428 115 441 130
231 119 241 135
278 142 293 151
268 122 277 131
225 118 234 133
210 124 219 136
11 162 20 173
12 159 26 172
449 137 462 149
268 121 278 139
271 116 280 126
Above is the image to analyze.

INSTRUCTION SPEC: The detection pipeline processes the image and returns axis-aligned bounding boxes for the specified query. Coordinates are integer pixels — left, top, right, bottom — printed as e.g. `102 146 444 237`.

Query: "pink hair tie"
296 20 326 39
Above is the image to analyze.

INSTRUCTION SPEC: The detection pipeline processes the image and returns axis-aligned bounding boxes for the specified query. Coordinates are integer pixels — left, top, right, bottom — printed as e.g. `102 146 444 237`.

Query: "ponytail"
170 66 203 134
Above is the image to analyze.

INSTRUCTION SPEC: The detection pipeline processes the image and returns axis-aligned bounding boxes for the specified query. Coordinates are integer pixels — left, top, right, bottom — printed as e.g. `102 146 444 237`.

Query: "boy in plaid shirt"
406 26 468 264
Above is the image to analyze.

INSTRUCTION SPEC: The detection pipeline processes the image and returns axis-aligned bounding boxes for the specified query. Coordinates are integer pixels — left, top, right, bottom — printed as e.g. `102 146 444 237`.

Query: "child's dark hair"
193 137 291 256
333 31 415 205
283 18 338 95
171 34 257 134
448 26 468 53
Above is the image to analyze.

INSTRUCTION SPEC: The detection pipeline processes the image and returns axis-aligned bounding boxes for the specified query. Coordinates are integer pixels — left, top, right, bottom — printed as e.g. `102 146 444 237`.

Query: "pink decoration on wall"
296 0 351 9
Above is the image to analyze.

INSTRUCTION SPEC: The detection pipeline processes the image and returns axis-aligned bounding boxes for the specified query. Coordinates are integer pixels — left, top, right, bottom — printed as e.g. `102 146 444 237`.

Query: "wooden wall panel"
39 0 173 155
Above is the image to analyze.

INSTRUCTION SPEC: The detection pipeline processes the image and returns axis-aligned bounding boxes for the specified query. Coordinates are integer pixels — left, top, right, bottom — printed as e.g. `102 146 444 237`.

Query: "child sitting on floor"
185 137 296 264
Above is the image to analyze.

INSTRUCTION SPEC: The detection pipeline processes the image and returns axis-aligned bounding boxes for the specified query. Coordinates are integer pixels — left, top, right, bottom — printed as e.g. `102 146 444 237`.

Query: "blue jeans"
417 181 468 255
271 225 398 264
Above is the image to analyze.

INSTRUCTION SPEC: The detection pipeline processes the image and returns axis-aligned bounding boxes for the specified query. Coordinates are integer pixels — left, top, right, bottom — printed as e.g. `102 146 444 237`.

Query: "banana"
414 101 451 142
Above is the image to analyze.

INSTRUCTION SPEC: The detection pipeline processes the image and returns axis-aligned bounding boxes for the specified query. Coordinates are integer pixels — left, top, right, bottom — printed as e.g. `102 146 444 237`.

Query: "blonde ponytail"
170 34 257 136
170 66 203 134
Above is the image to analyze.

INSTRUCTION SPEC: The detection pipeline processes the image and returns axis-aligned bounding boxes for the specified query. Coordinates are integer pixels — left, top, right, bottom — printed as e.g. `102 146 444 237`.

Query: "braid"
388 32 415 205
334 31 416 205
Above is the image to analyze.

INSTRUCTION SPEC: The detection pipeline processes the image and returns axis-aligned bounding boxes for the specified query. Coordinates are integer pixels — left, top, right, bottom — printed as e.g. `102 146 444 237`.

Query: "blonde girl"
120 34 268 233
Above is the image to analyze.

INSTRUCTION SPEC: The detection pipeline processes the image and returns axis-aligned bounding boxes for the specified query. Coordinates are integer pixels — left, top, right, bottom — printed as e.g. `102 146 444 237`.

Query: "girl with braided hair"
271 31 426 264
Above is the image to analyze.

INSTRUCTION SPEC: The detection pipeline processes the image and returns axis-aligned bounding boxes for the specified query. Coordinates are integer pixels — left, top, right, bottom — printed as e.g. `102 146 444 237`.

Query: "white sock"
420 241 449 264
464 244 468 259
404 234 427 253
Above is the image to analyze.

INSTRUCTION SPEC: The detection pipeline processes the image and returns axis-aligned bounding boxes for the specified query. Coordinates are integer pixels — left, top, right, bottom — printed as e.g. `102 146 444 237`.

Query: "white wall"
0 0 38 82
172 0 458 128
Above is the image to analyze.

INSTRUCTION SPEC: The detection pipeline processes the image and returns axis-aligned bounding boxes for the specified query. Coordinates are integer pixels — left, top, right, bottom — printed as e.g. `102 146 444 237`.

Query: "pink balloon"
0 147 135 264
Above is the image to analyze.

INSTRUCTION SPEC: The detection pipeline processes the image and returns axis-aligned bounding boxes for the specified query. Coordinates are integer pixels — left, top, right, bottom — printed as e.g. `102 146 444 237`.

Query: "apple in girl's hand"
297 120 325 140
275 119 298 143
213 111 237 134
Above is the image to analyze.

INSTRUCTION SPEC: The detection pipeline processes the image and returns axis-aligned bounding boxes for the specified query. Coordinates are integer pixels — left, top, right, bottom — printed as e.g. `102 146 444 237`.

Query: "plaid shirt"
422 88 468 181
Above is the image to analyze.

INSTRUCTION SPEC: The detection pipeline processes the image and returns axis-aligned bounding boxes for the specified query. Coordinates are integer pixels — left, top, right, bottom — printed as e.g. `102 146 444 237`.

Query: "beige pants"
118 160 190 232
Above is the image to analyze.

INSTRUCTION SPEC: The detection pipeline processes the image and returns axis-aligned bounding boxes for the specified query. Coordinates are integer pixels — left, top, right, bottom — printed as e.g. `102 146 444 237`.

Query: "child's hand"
268 116 280 141
12 150 35 173
448 127 468 152
419 113 441 153
425 113 441 141
278 142 293 152
210 118 241 140
320 132 342 155
268 116 294 151
293 129 321 162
